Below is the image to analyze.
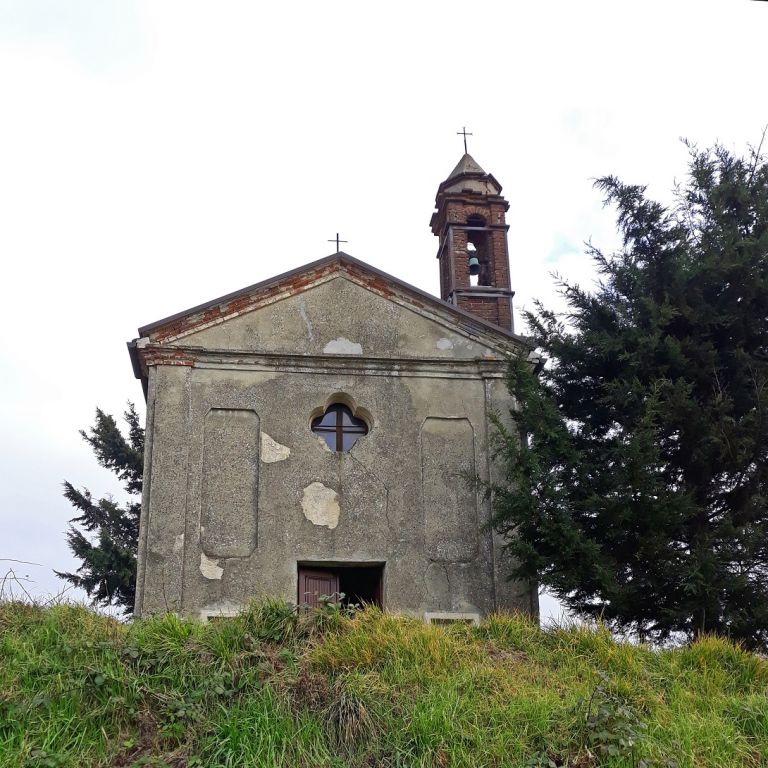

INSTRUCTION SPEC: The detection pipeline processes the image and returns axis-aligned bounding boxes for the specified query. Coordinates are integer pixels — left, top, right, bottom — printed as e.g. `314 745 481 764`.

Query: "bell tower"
430 153 514 331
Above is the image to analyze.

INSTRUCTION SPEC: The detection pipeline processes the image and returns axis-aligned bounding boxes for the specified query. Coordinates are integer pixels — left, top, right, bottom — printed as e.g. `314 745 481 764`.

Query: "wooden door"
298 568 339 609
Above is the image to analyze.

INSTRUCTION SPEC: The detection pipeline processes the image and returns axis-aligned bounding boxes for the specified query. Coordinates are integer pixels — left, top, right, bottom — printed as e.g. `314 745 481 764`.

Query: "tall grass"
1 600 766 767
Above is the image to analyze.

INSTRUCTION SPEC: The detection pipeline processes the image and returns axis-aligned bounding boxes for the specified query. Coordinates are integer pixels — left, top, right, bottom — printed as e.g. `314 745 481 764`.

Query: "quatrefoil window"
311 403 369 452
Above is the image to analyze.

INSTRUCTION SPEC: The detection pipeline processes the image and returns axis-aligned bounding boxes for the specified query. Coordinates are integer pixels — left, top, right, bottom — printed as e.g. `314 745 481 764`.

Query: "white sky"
0 0 765 621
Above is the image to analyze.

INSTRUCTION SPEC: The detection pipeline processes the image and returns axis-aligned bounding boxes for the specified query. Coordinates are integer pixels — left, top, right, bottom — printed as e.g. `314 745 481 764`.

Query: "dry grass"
1 600 767 767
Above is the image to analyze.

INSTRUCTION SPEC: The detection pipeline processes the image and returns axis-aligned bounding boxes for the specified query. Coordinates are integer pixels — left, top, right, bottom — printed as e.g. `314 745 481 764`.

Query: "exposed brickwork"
454 295 512 329
133 252 520 387
430 161 514 331
149 262 340 343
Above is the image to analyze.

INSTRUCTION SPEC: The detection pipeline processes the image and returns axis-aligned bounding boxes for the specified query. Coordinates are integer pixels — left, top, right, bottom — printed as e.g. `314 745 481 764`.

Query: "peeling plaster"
436 337 454 350
200 552 224 580
173 533 185 553
261 432 290 463
323 337 363 355
301 482 340 529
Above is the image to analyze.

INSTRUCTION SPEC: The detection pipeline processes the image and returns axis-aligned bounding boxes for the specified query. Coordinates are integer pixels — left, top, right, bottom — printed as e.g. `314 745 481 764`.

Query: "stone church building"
128 153 537 621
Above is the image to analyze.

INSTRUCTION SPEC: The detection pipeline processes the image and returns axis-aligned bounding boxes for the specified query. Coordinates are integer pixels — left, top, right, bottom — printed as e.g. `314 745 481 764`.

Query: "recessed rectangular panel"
201 409 259 558
421 417 478 562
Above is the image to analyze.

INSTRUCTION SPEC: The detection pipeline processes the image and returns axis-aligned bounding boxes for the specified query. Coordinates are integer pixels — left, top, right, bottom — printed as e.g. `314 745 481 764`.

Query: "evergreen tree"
494 140 768 647
56 404 143 612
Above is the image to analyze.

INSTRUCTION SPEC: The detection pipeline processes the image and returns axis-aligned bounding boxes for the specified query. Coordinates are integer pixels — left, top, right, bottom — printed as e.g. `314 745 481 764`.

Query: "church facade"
128 154 537 621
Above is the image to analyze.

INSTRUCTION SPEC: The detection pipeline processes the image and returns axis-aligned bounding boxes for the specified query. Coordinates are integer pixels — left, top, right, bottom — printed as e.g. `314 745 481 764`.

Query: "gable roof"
127 252 530 383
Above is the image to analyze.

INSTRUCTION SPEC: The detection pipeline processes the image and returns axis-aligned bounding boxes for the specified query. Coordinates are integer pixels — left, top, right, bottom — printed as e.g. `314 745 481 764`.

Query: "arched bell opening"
466 214 490 286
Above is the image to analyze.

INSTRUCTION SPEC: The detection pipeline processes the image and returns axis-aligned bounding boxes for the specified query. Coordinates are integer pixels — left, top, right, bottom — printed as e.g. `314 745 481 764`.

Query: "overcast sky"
0 0 765 620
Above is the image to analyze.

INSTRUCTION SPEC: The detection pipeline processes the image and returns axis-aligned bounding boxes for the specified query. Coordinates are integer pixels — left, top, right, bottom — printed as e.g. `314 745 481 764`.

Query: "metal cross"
328 233 348 253
457 126 473 154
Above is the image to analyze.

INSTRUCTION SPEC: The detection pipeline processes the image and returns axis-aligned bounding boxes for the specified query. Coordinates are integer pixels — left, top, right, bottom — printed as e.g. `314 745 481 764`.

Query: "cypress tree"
56 404 143 612
494 140 768 647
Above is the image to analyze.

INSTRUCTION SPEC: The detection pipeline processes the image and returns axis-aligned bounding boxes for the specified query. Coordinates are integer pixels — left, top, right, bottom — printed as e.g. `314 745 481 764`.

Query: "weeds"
325 675 375 755
1 601 767 767
581 671 649 764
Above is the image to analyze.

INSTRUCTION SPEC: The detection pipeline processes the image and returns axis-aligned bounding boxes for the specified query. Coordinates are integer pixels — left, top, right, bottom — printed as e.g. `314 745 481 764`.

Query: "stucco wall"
177 275 503 361
134 275 535 620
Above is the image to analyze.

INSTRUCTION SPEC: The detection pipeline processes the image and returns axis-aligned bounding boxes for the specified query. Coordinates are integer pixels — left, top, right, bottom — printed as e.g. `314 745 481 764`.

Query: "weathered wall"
177 275 502 361
134 275 535 620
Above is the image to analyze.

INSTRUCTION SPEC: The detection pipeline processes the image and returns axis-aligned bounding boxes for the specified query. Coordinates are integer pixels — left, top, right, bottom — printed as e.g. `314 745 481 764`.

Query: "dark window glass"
311 403 368 452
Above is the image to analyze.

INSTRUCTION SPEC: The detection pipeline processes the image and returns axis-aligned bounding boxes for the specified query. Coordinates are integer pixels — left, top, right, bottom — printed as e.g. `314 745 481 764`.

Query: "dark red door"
298 567 340 608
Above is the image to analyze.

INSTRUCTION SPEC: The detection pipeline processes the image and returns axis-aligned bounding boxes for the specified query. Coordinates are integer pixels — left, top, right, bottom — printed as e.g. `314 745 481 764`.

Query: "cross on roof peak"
327 233 348 253
457 126 473 154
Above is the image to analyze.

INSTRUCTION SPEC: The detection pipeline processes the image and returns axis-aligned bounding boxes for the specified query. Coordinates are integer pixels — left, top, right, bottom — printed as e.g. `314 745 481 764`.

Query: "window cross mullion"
336 408 344 452
311 402 369 453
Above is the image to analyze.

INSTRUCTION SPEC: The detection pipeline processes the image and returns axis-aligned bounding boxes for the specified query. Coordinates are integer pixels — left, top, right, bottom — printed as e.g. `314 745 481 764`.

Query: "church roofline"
127 252 531 383
135 252 345 337
133 252 525 341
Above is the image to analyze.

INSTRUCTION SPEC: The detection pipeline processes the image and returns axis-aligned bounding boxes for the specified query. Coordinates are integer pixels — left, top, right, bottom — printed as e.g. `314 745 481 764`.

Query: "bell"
468 255 480 276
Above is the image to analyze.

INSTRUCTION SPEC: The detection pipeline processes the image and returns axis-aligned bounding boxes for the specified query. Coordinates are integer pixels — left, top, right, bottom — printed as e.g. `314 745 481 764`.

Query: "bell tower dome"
430 153 514 331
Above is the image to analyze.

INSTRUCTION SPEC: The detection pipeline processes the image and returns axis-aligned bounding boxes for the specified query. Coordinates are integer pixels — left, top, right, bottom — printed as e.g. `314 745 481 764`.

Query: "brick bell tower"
430 153 514 331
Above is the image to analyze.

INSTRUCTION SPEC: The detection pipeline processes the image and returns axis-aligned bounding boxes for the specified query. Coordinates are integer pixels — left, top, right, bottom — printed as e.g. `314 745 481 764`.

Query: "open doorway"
297 563 384 609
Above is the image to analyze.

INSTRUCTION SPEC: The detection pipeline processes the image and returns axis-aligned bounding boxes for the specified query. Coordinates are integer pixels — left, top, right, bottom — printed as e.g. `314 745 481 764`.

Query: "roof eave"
127 339 149 399
136 251 345 337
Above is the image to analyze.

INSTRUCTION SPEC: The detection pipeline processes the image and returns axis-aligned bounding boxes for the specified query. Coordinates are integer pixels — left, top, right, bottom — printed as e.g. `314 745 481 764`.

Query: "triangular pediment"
129 254 527 381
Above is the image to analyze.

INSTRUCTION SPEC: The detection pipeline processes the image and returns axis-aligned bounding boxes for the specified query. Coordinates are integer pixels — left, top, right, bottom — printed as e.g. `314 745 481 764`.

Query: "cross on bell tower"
457 126 473 154
429 151 515 331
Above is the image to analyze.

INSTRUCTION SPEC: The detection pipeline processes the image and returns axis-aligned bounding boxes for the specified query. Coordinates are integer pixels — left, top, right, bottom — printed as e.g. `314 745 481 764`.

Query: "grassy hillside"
1 601 767 767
